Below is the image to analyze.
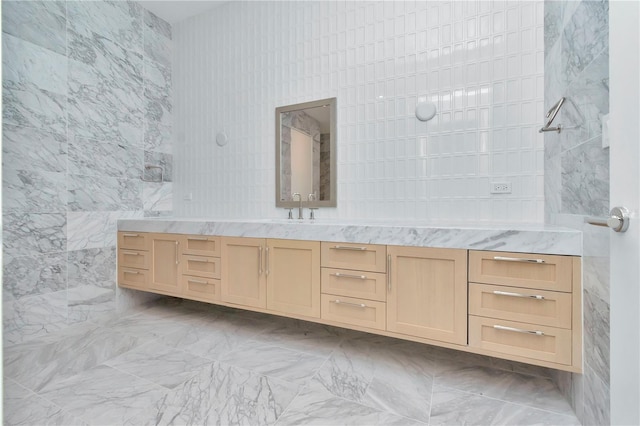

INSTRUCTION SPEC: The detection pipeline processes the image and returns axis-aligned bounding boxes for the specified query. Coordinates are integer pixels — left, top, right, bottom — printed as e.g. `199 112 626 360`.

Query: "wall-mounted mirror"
276 97 337 208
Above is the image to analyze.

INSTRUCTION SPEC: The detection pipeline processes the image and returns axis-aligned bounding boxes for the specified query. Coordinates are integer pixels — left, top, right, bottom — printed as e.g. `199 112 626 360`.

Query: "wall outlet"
491 182 512 194
183 192 193 201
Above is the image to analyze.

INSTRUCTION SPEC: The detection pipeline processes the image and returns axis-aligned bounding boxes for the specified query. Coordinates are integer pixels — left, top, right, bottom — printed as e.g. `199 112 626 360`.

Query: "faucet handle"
286 208 293 220
307 193 316 201
309 208 317 220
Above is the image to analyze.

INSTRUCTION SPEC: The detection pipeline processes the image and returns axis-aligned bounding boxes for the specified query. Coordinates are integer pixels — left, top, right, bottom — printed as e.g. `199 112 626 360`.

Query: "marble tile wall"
174 1 546 223
544 1 610 424
2 0 173 345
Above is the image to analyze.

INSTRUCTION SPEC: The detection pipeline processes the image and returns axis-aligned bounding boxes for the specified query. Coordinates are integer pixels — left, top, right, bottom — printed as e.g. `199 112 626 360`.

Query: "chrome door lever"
585 206 630 233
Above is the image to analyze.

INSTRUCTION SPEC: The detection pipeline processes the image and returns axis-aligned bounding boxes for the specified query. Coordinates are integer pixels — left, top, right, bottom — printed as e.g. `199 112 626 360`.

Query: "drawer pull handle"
492 290 545 300
188 236 209 241
331 273 367 280
387 254 392 292
333 245 367 251
188 258 209 263
123 270 140 275
122 251 140 256
188 278 209 285
493 325 544 336
123 233 139 237
493 256 546 264
331 299 367 309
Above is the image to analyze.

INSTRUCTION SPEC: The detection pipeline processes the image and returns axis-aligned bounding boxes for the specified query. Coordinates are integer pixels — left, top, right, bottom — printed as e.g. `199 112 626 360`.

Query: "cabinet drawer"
321 294 386 331
182 255 221 279
321 268 387 302
118 249 150 269
181 235 220 257
182 275 220 303
118 267 149 290
321 242 387 273
118 232 148 251
469 251 573 292
469 316 572 365
469 283 572 329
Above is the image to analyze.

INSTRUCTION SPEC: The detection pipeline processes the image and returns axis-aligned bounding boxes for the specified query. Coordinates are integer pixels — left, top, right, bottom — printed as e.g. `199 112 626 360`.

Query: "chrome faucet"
292 193 303 219
308 193 317 220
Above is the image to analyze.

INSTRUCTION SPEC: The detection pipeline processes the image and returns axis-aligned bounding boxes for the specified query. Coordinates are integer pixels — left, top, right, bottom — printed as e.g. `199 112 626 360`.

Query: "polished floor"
4 298 580 425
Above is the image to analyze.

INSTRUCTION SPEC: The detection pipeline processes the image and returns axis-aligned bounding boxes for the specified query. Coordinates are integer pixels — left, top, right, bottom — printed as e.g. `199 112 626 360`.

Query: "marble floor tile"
219 342 326 390
126 361 299 426
434 365 574 415
5 324 150 392
38 365 168 425
3 378 88 426
105 340 213 389
429 386 579 426
275 386 424 426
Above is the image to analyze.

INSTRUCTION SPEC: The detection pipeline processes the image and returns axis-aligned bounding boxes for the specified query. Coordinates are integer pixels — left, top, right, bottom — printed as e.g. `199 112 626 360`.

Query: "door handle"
585 206 630 232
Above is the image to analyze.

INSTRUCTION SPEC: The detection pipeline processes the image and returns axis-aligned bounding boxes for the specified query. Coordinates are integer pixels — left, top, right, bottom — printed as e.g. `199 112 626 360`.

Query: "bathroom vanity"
117 219 582 373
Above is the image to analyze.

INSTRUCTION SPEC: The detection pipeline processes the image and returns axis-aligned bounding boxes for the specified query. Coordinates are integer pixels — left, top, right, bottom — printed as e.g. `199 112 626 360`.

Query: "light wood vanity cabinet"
387 246 468 345
320 242 387 331
221 237 320 317
117 232 150 291
117 232 582 372
467 250 581 370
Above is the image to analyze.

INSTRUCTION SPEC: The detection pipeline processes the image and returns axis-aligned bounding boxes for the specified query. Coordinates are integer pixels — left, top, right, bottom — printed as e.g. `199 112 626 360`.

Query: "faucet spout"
292 193 303 219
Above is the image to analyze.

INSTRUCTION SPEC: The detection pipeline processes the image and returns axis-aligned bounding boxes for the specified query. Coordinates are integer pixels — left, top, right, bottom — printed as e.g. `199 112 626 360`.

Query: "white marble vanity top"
118 218 582 256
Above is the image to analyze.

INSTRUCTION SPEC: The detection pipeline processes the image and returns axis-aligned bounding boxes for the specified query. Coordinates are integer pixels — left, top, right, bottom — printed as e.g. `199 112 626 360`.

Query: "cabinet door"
221 237 266 308
267 239 320 318
387 246 467 345
149 233 181 295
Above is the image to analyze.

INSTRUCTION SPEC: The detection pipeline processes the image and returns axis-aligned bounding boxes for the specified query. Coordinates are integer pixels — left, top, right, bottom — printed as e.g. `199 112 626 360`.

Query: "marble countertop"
118 218 582 256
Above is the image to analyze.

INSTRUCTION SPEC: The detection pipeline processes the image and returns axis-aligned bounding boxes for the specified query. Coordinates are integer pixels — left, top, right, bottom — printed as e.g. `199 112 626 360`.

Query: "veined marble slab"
118 218 582 256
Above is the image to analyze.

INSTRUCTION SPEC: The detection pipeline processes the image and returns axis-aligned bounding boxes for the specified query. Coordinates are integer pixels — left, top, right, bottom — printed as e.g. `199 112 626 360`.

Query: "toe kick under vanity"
117 219 583 373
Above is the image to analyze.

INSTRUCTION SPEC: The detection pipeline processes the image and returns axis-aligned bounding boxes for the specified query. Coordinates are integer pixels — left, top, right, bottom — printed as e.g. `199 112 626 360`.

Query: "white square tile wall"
174 0 544 223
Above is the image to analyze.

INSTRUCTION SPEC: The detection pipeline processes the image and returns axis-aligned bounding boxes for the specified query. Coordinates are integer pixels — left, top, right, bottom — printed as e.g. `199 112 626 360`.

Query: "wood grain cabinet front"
117 231 150 291
221 237 266 309
148 233 182 296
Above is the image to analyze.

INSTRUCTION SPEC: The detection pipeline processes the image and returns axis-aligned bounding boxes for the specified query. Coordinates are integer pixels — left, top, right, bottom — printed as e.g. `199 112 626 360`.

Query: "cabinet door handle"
187 278 209 285
122 251 139 256
332 245 367 251
493 325 545 336
492 290 545 300
387 254 392 292
265 247 270 276
493 256 546 264
175 241 179 265
187 236 209 241
123 233 139 237
330 299 367 308
331 272 367 280
123 270 140 275
258 246 263 275
187 258 209 263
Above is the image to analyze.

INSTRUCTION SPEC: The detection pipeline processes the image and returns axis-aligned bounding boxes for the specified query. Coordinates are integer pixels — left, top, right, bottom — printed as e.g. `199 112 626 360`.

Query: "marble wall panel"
67 0 143 54
143 182 173 212
3 252 67 301
143 151 172 182
3 291 68 346
143 14 171 68
1 0 67 55
3 212 66 256
582 364 610 426
3 169 67 213
67 30 144 147
2 124 67 173
67 285 116 323
561 0 609 82
68 174 142 212
144 119 172 154
144 58 172 126
560 137 609 216
67 211 144 252
68 135 143 179
67 247 117 290
144 8 171 40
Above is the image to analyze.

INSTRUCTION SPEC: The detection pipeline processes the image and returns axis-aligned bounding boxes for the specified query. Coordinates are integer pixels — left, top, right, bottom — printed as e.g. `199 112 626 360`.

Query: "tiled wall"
174 0 545 223
544 1 610 425
2 0 172 345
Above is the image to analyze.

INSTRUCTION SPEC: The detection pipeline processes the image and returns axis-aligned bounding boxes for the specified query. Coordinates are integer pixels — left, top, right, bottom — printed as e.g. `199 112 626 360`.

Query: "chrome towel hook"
539 97 565 133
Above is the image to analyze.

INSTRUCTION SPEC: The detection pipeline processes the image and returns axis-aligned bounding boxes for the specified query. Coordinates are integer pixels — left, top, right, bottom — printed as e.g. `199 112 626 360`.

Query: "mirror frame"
275 97 337 208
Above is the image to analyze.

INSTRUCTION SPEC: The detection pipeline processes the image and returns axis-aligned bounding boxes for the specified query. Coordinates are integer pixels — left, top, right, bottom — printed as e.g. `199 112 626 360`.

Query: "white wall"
173 1 544 223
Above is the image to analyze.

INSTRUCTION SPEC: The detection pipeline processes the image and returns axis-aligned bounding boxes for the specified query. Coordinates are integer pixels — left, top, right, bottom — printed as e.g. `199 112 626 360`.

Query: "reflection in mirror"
276 98 336 208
